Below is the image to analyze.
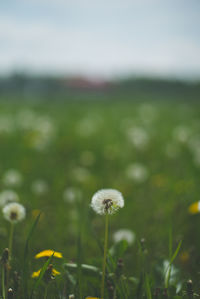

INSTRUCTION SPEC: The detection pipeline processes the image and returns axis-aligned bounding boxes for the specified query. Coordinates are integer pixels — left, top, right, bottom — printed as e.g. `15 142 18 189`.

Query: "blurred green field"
1 98 200 297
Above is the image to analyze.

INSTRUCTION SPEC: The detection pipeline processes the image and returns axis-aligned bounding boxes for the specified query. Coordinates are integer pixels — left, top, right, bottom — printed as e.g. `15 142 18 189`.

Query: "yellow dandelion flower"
189 201 200 214
35 249 63 259
52 268 61 276
32 268 61 278
32 269 41 278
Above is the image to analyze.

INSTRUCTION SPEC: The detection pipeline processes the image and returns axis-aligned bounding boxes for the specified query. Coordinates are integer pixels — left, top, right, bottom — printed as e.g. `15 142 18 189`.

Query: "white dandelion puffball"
91 189 124 215
113 229 135 245
126 163 149 183
2 202 26 223
2 169 23 187
0 190 19 207
127 126 149 149
63 187 81 203
31 179 48 195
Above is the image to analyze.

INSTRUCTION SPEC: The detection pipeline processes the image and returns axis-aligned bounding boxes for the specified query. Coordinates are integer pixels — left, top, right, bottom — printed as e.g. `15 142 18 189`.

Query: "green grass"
0 98 200 298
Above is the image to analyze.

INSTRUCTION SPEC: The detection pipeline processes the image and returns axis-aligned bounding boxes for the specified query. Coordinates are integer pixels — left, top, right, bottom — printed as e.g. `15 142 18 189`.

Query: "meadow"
0 98 200 298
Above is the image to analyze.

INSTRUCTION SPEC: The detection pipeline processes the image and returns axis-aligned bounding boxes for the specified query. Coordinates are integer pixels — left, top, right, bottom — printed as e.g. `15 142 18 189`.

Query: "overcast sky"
1 0 200 79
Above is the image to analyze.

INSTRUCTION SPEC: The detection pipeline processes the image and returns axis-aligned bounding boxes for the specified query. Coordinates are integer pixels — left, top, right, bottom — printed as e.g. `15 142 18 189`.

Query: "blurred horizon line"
1 70 200 83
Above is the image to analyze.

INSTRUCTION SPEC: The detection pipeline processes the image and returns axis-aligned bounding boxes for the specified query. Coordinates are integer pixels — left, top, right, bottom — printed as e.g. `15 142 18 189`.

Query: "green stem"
44 285 48 299
8 223 14 261
2 267 6 299
101 213 109 299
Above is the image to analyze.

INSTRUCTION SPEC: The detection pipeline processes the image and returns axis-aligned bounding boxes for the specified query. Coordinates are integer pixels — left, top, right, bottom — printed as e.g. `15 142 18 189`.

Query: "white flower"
63 187 81 203
126 163 148 183
113 229 135 245
127 126 149 149
173 126 191 143
2 202 26 223
91 189 124 215
0 190 19 207
31 180 48 195
72 167 90 183
0 115 15 134
2 169 23 187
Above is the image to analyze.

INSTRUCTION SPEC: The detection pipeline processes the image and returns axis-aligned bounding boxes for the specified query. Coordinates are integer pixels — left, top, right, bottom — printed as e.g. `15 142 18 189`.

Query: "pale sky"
0 0 200 79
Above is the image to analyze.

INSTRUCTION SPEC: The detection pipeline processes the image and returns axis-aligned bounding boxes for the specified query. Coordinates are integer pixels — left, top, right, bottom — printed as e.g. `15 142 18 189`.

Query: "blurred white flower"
30 118 55 151
31 180 48 195
76 116 102 138
2 169 23 187
0 190 19 207
127 126 149 149
126 163 148 183
16 109 36 130
91 189 124 215
2 202 26 223
72 167 90 183
63 187 81 203
0 115 15 134
173 126 191 143
113 229 135 245
35 117 55 136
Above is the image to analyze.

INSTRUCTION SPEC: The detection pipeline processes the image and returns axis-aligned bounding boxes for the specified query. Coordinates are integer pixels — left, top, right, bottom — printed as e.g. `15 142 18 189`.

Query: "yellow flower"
32 268 61 278
32 269 41 278
189 201 200 214
35 250 63 259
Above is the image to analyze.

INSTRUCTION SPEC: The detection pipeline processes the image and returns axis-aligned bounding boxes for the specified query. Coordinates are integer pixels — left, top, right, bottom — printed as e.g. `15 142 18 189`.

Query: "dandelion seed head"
173 125 191 143
0 190 19 207
127 126 149 149
113 229 135 245
2 169 23 187
31 179 48 195
126 163 148 183
63 187 81 203
2 202 26 223
91 189 124 215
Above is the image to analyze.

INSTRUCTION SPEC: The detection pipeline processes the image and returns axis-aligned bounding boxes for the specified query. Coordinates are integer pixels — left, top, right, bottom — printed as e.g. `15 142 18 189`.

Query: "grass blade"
24 212 41 260
145 273 152 299
23 212 41 299
30 253 54 299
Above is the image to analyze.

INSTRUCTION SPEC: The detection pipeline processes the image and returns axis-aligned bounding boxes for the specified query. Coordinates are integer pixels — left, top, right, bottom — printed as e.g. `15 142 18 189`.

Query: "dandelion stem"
101 213 109 299
2 267 6 299
8 223 14 260
44 285 48 299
